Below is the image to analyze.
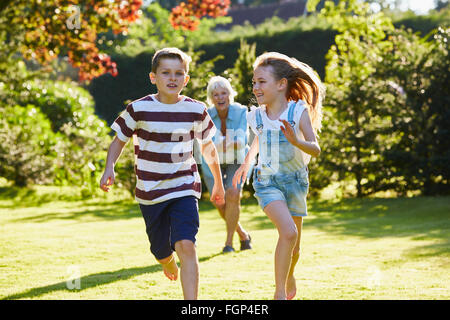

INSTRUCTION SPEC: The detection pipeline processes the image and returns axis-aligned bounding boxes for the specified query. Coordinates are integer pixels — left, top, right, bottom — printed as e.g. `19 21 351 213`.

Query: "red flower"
170 0 230 31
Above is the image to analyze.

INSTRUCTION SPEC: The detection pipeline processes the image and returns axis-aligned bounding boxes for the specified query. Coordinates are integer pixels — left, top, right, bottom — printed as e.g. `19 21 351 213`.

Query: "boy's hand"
210 183 225 206
280 119 299 146
100 168 115 192
232 163 249 190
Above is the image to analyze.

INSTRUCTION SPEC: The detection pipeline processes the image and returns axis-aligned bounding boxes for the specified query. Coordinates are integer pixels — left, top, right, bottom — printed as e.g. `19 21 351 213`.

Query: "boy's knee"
157 254 173 265
174 239 196 257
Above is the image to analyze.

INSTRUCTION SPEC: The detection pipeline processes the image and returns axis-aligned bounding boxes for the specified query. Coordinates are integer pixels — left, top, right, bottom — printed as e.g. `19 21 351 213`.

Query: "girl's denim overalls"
252 101 309 217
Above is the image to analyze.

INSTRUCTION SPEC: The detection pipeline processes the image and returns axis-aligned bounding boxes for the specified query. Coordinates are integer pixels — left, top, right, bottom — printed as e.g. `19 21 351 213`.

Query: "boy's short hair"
206 76 237 106
151 47 192 73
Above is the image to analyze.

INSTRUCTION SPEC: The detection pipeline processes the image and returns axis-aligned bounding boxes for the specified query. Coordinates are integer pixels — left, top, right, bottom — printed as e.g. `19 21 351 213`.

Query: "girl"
232 52 324 300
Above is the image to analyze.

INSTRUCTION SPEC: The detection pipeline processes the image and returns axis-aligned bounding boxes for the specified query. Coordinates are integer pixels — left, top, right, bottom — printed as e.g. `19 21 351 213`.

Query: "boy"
99 48 225 300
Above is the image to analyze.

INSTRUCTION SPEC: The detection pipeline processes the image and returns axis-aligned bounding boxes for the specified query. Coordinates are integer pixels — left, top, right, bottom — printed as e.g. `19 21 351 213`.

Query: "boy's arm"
100 136 127 192
200 140 225 205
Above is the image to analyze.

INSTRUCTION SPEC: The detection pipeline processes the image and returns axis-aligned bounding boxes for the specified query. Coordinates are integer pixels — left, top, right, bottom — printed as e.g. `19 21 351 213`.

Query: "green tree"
309 0 395 197
309 0 449 196
378 27 450 195
49 81 111 191
0 63 111 190
184 49 224 103
225 39 257 107
0 105 58 187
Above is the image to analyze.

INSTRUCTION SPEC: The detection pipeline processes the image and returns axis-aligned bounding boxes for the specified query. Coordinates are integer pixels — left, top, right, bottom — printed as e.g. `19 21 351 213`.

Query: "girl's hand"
280 119 298 146
232 163 249 189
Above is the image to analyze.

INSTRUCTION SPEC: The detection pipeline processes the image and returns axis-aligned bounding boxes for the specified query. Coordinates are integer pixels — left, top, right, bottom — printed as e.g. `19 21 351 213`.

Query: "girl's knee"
281 226 298 244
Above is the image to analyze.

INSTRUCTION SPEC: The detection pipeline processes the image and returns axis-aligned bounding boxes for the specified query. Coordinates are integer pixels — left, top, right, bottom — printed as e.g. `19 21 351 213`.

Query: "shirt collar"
209 103 236 121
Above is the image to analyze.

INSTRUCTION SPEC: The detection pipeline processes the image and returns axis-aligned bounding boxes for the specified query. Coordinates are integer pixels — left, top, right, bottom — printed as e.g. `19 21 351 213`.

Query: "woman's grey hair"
206 76 238 106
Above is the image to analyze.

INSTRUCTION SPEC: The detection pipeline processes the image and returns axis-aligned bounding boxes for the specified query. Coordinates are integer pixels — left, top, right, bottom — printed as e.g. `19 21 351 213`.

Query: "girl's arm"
232 135 259 189
100 136 127 192
280 110 321 158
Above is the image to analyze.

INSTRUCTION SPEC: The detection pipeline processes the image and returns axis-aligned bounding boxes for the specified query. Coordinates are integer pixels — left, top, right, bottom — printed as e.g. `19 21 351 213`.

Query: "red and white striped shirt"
111 94 216 205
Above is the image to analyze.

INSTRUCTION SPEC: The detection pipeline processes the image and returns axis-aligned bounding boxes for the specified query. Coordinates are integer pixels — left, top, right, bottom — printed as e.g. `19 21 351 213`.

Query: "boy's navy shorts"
139 196 199 260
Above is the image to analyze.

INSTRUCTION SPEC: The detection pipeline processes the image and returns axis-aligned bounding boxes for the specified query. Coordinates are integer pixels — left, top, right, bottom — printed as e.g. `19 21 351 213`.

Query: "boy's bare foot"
159 255 178 281
286 274 297 300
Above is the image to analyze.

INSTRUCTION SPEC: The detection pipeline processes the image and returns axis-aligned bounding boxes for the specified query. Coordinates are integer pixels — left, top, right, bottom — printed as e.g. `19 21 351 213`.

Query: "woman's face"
211 87 231 112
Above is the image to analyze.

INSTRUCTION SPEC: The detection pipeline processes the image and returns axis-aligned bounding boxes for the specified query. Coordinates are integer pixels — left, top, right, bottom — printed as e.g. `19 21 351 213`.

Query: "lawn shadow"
0 186 106 209
231 195 449 258
8 195 256 224
9 202 141 223
199 252 222 262
305 196 450 257
2 264 161 300
0 186 33 199
2 251 223 300
307 197 449 235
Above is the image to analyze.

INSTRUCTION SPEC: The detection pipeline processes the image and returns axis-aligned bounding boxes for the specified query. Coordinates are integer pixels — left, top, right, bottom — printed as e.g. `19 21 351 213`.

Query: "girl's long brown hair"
253 52 325 133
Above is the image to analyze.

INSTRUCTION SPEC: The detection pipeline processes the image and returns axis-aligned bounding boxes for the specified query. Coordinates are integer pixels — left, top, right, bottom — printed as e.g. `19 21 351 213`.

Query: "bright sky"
370 0 438 14
400 0 439 14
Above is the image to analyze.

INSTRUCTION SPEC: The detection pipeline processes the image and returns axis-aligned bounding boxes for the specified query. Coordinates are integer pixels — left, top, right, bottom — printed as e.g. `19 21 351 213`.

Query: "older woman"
201 76 252 253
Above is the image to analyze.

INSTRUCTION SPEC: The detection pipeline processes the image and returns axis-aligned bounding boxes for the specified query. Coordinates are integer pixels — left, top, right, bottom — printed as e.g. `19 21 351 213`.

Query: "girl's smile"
252 65 281 106
252 65 289 119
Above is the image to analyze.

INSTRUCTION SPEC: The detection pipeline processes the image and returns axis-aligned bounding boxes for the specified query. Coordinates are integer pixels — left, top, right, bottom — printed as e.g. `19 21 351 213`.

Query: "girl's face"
211 87 230 112
252 65 284 106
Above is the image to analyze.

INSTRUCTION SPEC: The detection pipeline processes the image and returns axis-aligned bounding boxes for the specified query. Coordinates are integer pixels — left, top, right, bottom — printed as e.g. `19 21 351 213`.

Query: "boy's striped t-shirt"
111 94 216 205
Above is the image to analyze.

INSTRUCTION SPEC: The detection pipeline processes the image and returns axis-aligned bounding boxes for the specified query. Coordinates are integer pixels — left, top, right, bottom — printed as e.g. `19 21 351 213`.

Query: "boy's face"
150 58 189 100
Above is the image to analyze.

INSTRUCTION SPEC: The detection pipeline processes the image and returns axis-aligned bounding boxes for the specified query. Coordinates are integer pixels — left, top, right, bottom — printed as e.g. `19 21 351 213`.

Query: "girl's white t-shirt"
247 101 311 168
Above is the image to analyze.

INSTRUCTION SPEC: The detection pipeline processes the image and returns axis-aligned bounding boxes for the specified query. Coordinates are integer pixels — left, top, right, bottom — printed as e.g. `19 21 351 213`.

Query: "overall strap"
255 108 264 134
287 101 296 127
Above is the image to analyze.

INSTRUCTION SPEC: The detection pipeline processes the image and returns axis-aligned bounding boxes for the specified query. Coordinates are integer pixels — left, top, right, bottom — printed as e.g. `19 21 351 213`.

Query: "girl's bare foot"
159 255 178 281
286 274 297 300
286 252 299 299
274 292 287 300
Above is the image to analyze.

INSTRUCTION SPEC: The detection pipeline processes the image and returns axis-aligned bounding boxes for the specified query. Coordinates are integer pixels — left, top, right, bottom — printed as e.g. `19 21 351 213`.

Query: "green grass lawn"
0 186 449 300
